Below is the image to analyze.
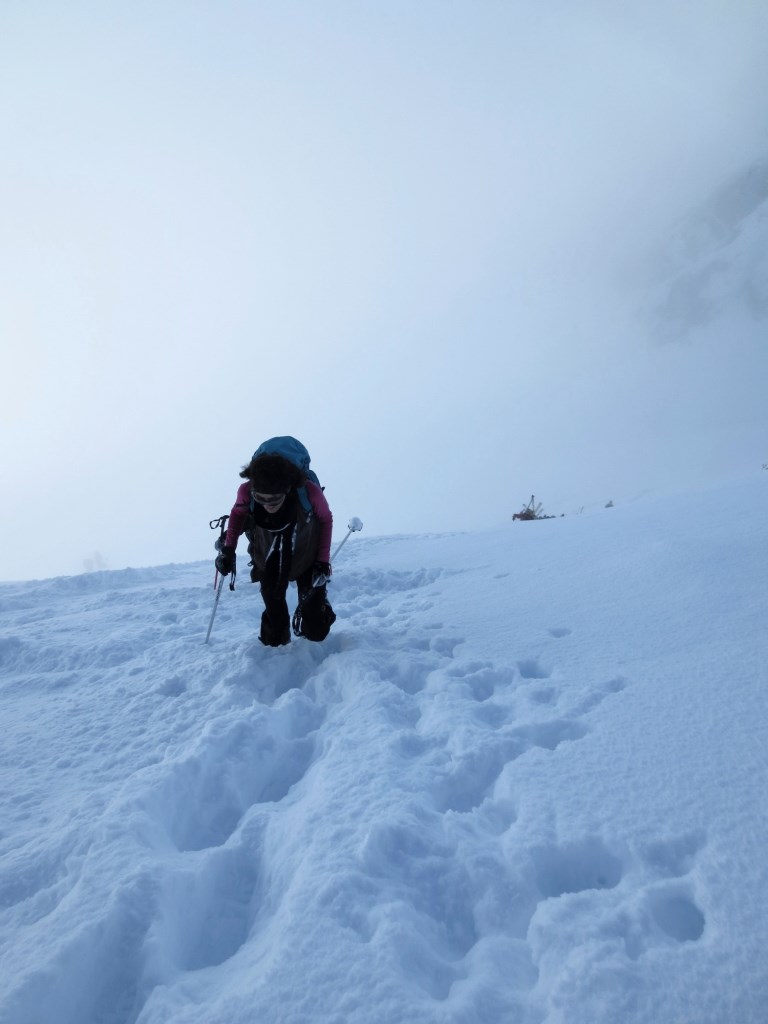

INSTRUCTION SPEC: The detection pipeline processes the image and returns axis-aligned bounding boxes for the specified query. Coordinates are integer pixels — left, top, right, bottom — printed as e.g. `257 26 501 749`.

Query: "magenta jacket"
224 480 333 563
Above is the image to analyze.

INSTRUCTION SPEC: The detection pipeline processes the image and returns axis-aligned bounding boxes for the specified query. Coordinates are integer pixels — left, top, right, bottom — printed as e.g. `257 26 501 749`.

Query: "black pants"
259 567 336 646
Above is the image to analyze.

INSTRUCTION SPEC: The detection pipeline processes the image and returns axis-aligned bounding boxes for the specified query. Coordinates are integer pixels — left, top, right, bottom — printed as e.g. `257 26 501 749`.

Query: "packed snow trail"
1 476 767 1023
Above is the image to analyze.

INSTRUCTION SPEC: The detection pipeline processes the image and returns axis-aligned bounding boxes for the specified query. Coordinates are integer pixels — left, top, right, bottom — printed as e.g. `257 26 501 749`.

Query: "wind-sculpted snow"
1 476 767 1023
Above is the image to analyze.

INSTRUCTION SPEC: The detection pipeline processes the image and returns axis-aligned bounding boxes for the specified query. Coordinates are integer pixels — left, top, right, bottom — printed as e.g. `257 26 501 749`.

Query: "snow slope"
1 475 767 1024
645 158 768 340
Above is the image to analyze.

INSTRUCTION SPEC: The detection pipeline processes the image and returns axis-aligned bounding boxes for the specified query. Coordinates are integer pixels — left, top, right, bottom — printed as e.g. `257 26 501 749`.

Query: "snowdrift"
1 475 767 1024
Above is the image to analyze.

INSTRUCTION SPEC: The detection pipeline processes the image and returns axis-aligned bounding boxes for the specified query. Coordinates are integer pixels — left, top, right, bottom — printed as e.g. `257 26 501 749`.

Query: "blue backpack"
251 436 321 514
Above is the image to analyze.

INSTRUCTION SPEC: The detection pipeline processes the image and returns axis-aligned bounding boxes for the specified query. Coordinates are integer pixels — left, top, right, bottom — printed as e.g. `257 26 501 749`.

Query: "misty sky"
2 1 767 582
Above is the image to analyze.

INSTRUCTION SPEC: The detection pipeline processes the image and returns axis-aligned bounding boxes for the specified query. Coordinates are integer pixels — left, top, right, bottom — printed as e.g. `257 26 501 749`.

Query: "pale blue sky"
2 1 767 580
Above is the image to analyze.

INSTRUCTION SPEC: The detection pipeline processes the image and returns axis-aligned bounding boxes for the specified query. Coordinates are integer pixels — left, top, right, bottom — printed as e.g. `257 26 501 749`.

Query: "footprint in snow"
517 658 552 680
431 719 588 816
533 836 624 898
152 696 324 853
619 831 707 959
443 660 515 702
151 829 264 972
524 830 707 965
571 675 628 715
360 816 479 997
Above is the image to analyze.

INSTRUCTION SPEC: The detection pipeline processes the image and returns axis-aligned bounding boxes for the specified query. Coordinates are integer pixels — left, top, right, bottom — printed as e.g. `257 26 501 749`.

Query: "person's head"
239 453 305 512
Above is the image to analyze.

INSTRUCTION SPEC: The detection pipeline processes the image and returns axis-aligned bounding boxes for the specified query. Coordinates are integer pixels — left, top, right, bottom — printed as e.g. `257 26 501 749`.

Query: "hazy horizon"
2 1 767 581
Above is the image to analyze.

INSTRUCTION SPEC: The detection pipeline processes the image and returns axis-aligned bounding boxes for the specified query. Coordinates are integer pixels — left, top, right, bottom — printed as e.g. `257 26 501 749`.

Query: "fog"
2 1 767 580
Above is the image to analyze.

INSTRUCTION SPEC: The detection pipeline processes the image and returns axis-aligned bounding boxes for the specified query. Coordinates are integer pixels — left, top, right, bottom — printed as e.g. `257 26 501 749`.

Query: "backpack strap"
296 484 312 514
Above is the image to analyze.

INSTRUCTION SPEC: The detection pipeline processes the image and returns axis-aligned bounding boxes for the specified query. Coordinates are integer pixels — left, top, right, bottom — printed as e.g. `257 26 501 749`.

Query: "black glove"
311 561 332 587
215 545 236 576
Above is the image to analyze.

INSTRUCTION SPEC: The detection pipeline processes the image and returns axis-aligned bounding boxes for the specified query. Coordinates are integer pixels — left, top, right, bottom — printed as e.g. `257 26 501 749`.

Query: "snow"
1 474 767 1024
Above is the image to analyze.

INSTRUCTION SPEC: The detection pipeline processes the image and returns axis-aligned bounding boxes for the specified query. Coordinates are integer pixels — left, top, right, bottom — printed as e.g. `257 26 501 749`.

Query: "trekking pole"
295 517 364 635
331 517 364 563
310 518 363 589
204 515 235 644
205 574 226 644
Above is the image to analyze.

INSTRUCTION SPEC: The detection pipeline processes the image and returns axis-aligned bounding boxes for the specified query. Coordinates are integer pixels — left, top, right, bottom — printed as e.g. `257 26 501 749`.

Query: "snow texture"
1 475 767 1024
